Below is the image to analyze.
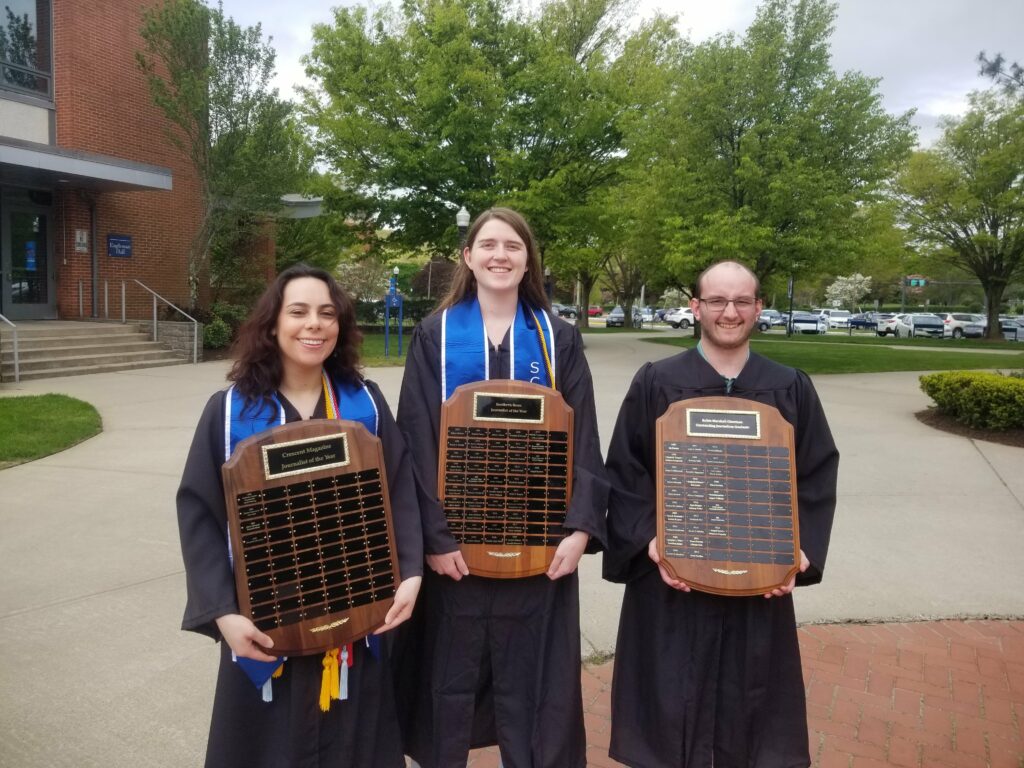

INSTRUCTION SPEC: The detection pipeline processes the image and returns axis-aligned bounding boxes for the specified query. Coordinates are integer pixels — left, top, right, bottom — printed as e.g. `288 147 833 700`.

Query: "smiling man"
602 260 840 768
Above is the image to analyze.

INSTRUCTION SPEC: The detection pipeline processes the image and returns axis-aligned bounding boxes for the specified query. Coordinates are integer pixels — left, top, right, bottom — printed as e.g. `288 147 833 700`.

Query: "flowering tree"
825 273 872 309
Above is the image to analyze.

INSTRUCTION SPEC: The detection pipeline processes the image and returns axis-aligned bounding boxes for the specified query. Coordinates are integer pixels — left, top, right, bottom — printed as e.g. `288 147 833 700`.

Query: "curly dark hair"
227 264 363 402
438 207 550 312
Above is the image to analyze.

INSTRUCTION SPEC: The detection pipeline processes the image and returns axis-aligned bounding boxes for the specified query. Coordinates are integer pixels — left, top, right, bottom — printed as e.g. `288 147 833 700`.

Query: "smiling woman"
0 394 101 467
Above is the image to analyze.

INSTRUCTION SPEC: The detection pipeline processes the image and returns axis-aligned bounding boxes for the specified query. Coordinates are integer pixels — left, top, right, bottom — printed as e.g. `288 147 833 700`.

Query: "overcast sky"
220 0 1023 147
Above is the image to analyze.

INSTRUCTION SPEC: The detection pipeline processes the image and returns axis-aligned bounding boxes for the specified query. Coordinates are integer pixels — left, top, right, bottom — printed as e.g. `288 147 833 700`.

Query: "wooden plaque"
222 419 399 656
655 396 800 596
438 380 574 578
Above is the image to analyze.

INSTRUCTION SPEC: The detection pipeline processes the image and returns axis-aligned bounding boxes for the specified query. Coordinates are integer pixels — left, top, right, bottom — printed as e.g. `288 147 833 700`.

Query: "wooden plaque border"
655 396 800 596
222 419 399 656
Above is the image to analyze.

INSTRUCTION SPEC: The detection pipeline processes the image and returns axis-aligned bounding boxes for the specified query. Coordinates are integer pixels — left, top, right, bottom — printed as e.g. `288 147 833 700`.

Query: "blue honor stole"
440 296 556 400
222 371 380 697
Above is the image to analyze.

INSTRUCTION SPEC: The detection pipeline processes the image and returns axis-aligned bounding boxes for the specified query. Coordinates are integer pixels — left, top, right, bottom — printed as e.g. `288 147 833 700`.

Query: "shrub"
919 371 1024 430
211 302 249 333
203 316 232 349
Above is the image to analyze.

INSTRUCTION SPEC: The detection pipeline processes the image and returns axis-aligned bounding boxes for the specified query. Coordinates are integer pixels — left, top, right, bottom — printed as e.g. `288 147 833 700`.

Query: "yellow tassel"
272 662 284 679
319 649 339 712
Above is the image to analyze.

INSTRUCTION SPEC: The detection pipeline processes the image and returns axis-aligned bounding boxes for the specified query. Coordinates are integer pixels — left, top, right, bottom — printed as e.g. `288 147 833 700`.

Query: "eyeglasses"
698 297 759 313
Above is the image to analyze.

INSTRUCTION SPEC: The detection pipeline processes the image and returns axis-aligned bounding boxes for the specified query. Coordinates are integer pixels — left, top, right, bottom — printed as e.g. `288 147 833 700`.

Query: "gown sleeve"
396 322 461 556
602 363 659 583
365 380 424 580
557 325 610 552
176 392 237 640
791 370 839 586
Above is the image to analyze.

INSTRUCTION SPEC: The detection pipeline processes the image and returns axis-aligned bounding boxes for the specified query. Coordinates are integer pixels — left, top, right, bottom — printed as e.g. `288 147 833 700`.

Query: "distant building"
0 0 202 321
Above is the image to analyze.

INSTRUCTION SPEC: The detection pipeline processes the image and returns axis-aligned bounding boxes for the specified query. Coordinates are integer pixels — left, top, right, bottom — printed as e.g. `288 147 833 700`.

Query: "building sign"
75 229 89 253
108 234 132 258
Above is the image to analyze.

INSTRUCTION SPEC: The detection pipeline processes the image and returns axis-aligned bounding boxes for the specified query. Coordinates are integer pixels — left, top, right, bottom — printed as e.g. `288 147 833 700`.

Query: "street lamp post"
456 206 470 252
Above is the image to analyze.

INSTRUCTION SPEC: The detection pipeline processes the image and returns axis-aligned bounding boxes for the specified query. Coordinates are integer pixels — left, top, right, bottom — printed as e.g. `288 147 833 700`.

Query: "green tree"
898 90 1024 336
620 0 915 293
301 0 670 295
137 0 309 307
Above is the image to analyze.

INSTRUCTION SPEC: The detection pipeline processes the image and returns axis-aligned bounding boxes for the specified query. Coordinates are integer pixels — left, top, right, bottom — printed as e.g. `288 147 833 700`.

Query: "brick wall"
51 0 204 320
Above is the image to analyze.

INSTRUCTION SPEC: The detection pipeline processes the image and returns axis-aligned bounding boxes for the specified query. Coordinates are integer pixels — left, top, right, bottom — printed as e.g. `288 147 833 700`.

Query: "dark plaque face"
263 434 349 479
473 392 545 423
686 408 760 440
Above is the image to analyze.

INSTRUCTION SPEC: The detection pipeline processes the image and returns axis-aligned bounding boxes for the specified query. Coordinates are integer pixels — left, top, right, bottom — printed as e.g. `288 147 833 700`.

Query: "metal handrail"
132 280 199 364
0 313 19 383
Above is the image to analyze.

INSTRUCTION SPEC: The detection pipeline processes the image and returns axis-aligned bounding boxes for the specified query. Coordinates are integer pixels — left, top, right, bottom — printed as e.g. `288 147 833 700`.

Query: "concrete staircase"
0 321 189 382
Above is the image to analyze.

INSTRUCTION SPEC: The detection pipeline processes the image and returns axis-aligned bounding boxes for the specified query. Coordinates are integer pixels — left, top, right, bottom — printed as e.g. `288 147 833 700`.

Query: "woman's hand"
374 576 422 634
764 550 810 598
214 613 277 662
547 530 590 580
648 536 690 592
426 550 470 580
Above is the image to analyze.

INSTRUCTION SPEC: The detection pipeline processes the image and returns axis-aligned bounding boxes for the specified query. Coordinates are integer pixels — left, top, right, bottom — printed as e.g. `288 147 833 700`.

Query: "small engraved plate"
473 392 545 423
686 408 761 440
264 434 349 479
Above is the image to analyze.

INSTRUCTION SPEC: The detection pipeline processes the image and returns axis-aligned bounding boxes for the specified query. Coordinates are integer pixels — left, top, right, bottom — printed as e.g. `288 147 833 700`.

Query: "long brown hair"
438 207 550 312
228 264 363 402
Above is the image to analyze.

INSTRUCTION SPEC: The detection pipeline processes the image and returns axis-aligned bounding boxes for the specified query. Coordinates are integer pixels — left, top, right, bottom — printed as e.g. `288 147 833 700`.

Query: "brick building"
0 0 202 322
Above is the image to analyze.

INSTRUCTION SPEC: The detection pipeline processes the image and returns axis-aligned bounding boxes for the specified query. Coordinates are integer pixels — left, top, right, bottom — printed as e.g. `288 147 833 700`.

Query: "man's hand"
215 613 277 662
375 576 422 634
648 537 690 592
547 531 590 580
764 550 810 599
426 550 470 581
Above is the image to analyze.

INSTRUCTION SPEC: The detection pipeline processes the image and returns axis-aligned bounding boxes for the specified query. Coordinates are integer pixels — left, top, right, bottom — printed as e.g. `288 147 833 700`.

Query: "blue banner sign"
108 234 133 258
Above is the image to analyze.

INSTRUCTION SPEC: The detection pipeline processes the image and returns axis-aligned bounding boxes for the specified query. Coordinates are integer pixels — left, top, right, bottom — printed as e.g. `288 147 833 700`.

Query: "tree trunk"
984 283 1006 340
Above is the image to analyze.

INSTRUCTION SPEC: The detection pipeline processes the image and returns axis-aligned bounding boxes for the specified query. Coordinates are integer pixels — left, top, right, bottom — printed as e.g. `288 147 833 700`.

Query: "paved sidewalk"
465 620 1024 768
2 332 1022 767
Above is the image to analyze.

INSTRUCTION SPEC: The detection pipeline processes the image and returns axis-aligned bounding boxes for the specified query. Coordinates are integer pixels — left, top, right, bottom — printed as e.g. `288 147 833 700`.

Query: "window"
0 0 51 98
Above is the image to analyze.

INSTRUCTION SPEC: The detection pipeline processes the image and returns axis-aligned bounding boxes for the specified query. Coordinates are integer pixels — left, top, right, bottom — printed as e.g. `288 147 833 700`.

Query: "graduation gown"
394 310 609 768
603 349 839 768
176 380 423 768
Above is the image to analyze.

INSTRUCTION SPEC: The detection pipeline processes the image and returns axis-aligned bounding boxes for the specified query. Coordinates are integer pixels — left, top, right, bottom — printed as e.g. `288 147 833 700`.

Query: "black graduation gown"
603 349 839 768
393 310 609 768
176 380 423 768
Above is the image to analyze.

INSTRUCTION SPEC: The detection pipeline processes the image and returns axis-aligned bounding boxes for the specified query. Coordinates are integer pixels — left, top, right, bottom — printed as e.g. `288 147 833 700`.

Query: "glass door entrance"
1 207 56 320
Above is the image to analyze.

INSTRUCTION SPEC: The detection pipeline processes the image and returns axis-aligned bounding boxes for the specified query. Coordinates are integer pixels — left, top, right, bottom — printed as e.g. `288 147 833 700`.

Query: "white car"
788 312 827 334
893 313 944 338
875 313 901 337
820 309 852 329
664 307 695 329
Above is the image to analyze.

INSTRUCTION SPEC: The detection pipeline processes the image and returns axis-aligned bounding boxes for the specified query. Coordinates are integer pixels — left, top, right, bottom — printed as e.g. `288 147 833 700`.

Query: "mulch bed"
915 408 1024 448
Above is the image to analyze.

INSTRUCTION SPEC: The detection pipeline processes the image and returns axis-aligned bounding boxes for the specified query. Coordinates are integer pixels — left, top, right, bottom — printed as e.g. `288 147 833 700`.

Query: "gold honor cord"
528 308 556 390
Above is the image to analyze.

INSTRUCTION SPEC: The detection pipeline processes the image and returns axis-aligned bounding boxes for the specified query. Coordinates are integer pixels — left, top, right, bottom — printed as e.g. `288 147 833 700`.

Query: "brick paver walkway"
462 620 1024 768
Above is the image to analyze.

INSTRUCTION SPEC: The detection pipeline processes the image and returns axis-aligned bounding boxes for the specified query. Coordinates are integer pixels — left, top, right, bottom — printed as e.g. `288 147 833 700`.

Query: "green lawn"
649 335 1024 374
0 394 102 467
360 332 408 366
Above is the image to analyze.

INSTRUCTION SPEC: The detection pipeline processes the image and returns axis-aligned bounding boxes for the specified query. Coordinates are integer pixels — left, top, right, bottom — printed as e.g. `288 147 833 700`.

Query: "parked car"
939 312 985 339
654 308 669 322
639 306 655 322
550 303 575 318
848 312 878 330
606 305 643 328
894 313 944 338
875 313 901 336
587 305 603 317
756 309 786 332
1000 316 1024 341
664 306 695 329
820 309 852 329
788 311 827 334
